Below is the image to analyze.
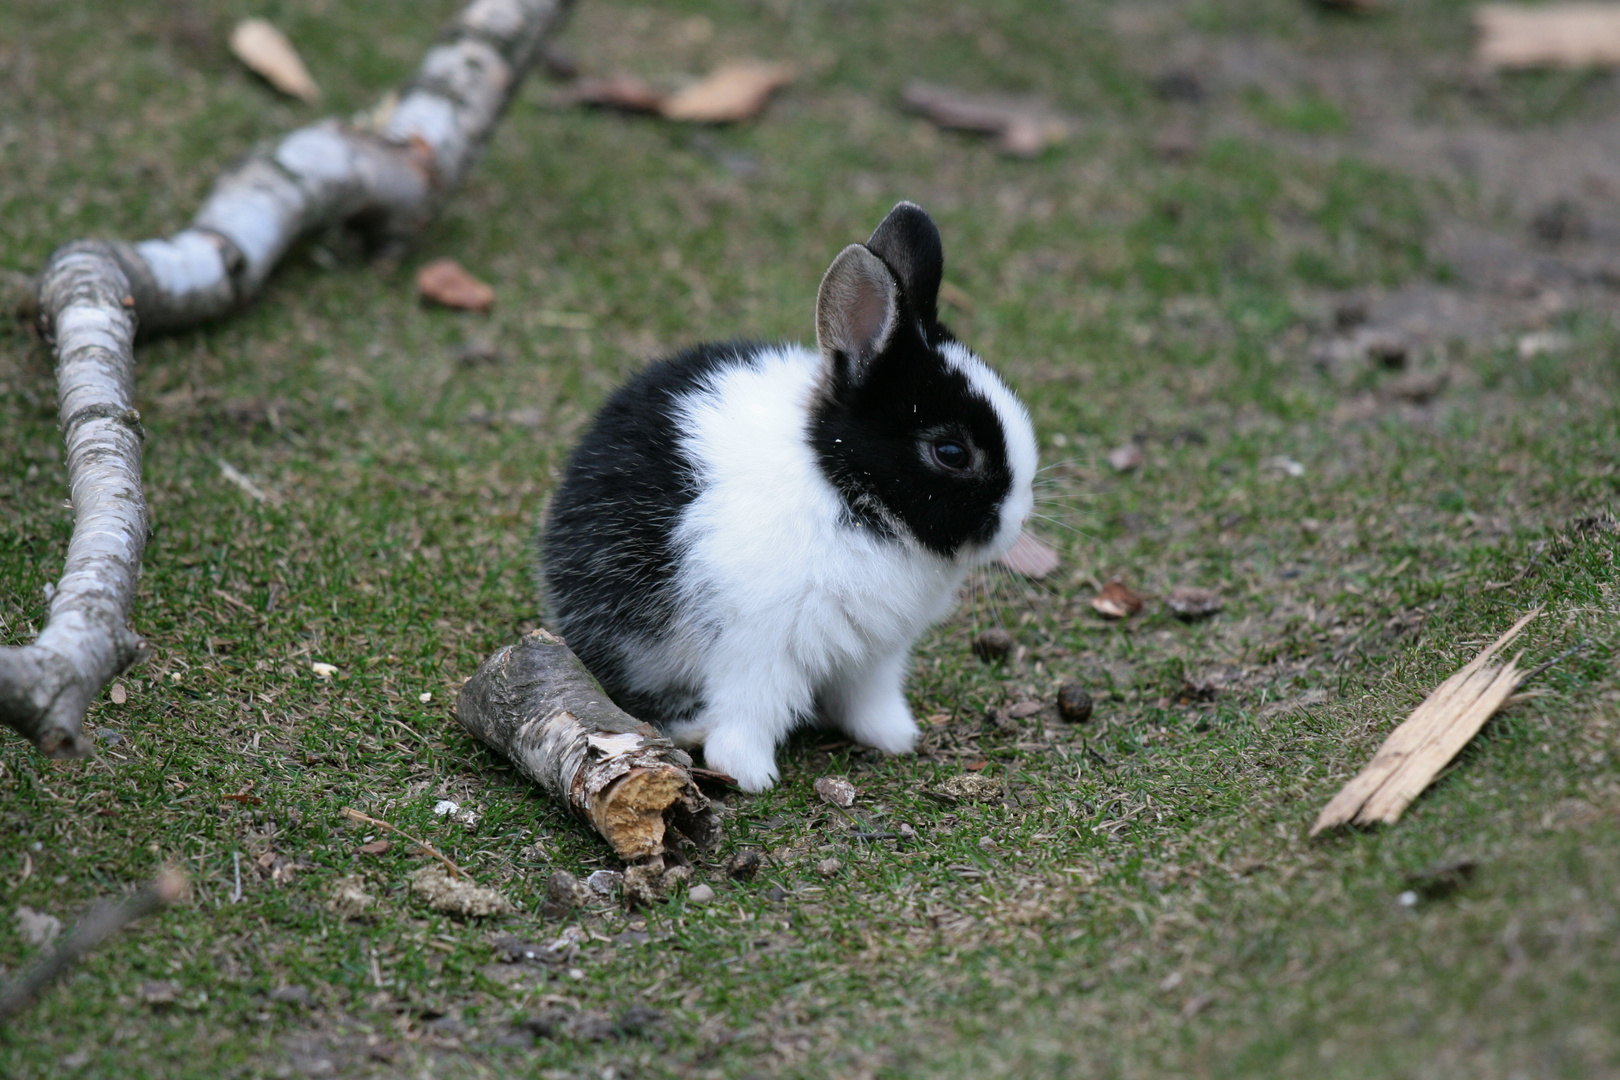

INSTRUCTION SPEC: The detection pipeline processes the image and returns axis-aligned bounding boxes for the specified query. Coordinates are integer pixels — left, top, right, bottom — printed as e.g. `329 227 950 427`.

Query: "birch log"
456 630 723 860
1 0 575 758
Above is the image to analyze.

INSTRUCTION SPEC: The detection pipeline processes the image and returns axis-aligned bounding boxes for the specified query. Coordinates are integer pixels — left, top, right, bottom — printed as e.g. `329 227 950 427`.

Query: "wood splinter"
1311 608 1541 836
455 629 721 860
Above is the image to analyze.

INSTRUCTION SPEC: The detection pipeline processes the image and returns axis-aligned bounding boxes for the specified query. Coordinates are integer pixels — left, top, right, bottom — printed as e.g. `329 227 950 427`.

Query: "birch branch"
0 868 188 1024
455 629 723 860
1 0 575 758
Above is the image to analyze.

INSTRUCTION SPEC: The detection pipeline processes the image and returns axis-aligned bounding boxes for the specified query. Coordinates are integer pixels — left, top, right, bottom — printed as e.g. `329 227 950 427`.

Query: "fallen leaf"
1091 580 1147 619
418 259 495 312
1006 700 1045 719
998 531 1061 578
902 80 1070 157
1476 4 1620 69
229 19 321 103
560 73 667 113
108 682 127 705
661 60 797 123
1167 585 1223 620
1107 443 1145 472
356 839 391 856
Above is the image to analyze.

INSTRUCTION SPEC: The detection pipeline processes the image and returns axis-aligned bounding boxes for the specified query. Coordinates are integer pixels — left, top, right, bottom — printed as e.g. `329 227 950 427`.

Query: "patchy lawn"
2 1 1617 1077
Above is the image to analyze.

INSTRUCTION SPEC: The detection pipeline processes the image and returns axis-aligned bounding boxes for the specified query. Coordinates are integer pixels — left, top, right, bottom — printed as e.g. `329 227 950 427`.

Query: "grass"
3 0 1619 1077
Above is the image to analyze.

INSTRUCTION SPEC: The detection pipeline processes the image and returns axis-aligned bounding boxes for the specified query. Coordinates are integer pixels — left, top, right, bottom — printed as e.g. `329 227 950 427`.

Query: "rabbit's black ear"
865 201 943 327
816 243 899 384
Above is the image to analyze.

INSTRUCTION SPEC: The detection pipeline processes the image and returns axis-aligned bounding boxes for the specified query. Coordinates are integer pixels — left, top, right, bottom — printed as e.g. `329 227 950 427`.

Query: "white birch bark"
455 630 723 860
2 0 574 757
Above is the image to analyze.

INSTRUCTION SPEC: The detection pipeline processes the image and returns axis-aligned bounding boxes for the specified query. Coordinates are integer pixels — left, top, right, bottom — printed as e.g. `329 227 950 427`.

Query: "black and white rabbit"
540 202 1037 791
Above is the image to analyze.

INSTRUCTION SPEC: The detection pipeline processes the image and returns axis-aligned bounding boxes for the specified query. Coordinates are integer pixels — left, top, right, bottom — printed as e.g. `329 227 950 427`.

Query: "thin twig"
0 869 187 1024
339 806 465 879
1482 541 1547 591
1519 642 1587 685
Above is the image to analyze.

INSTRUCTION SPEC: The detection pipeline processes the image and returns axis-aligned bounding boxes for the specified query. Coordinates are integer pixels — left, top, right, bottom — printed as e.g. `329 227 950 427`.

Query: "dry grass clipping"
1311 609 1541 835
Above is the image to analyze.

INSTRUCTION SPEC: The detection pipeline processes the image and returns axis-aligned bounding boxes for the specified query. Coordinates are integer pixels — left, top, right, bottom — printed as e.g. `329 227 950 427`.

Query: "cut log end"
588 765 690 859
455 629 722 860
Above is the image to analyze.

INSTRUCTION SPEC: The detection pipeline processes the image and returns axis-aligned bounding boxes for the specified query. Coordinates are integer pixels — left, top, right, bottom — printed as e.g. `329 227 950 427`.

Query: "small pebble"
985 707 1019 735
544 870 589 915
1057 683 1094 723
813 776 857 808
585 869 623 896
724 849 762 882
1397 890 1419 908
1167 585 1223 621
687 883 716 905
972 628 1014 663
621 864 667 909
898 823 917 841
1107 443 1145 472
816 858 842 878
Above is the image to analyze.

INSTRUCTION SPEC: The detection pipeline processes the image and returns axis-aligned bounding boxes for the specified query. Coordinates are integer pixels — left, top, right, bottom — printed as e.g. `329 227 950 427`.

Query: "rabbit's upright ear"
865 201 943 327
816 243 899 385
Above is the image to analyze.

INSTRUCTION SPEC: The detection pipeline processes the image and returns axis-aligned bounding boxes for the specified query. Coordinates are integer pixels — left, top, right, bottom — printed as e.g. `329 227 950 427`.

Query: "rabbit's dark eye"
931 440 971 472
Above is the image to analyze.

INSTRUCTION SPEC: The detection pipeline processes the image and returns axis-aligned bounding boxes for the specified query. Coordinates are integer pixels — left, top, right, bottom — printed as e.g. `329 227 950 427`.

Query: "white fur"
633 343 1037 791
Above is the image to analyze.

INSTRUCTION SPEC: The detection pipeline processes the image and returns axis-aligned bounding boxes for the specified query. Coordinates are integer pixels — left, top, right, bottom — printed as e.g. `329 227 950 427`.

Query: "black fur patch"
809 318 1013 558
539 342 760 720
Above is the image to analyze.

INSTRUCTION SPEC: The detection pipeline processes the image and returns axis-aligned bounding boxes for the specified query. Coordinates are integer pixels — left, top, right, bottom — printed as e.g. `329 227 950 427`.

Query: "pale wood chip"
1311 609 1541 836
229 19 321 103
1476 4 1620 69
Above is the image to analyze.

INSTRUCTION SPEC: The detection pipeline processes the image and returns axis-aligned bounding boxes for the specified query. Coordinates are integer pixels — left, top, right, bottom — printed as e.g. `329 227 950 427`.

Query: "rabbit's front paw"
701 723 781 792
844 697 919 755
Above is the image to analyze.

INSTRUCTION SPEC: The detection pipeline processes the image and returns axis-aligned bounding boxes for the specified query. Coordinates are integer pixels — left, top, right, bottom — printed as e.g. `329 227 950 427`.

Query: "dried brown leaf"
417 258 495 313
902 80 1070 157
997 531 1060 578
1477 4 1620 68
356 839 391 856
229 19 321 103
660 60 796 123
1091 580 1147 619
560 73 667 113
